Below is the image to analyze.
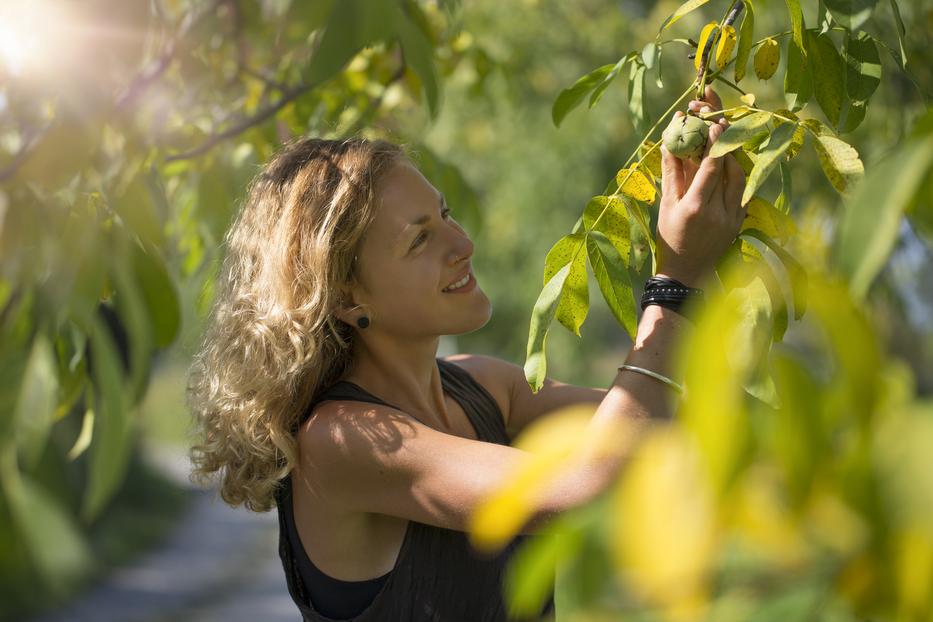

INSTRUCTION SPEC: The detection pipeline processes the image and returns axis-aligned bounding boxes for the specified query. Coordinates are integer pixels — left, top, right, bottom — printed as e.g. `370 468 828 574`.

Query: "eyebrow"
397 193 446 251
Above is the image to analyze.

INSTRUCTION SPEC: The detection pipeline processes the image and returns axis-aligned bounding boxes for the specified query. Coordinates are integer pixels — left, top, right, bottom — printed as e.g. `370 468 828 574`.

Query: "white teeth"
444 273 470 291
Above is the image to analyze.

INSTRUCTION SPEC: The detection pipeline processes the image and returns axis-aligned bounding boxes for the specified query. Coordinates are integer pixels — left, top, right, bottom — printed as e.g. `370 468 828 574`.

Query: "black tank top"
274 357 556 621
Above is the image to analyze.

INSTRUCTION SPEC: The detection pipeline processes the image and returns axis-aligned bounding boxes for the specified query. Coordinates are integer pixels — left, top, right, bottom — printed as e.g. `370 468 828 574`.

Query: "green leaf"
839 100 867 133
589 56 631 110
734 0 755 83
82 314 134 522
742 228 808 319
0 347 29 443
888 0 907 69
524 263 573 393
844 31 881 104
552 63 615 128
504 504 595 620
658 0 711 33
111 241 154 405
587 232 637 340
774 161 793 213
306 0 396 87
14 334 58 470
825 0 878 30
542 235 589 338
834 138 933 298
0 460 94 594
131 243 180 349
784 0 806 59
396 6 441 119
741 196 796 243
113 171 166 249
641 42 663 89
709 111 772 158
628 61 649 134
742 122 797 206
583 196 631 261
813 133 864 194
66 406 95 462
783 37 812 111
739 235 791 341
806 32 846 128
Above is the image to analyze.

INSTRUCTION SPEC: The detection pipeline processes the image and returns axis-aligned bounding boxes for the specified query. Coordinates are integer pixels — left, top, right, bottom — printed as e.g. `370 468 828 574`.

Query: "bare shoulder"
440 353 520 430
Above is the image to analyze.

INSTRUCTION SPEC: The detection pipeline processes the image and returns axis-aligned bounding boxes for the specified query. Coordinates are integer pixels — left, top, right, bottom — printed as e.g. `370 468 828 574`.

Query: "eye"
411 207 453 249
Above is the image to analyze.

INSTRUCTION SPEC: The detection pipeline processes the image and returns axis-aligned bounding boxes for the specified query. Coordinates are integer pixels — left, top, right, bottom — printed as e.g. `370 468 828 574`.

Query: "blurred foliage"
0 0 470 614
467 0 933 621
1 0 932 619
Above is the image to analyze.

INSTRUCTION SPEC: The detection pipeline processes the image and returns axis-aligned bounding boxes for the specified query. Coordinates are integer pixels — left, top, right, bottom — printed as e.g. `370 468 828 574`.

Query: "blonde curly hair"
186 136 408 512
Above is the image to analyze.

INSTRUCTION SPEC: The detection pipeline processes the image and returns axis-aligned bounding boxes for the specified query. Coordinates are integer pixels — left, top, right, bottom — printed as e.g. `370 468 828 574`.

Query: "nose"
448 229 473 266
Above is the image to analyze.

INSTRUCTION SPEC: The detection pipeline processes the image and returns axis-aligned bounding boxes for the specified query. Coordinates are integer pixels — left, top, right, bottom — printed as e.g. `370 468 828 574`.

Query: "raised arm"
295 87 746 536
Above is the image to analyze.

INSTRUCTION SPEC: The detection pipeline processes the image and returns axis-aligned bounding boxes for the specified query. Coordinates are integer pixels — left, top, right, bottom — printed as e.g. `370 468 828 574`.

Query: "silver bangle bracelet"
618 364 684 394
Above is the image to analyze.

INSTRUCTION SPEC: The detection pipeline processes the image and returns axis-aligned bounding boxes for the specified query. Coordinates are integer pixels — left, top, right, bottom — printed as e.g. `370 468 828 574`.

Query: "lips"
443 267 472 291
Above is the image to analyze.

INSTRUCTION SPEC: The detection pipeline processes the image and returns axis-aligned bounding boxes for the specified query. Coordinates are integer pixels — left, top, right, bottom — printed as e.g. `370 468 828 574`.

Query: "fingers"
723 153 747 221
661 111 686 200
703 85 723 111
661 145 685 201
686 122 726 204
688 86 725 120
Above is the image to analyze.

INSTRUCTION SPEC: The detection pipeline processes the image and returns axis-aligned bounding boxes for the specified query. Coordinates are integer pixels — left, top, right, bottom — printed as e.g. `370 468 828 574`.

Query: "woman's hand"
655 86 747 289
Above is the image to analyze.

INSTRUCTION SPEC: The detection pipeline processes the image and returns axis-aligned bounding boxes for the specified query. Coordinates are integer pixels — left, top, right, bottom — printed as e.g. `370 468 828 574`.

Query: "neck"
343 333 450 428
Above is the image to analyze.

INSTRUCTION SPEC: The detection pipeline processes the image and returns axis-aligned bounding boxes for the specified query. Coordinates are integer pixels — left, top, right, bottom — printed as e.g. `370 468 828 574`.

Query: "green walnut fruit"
662 114 713 162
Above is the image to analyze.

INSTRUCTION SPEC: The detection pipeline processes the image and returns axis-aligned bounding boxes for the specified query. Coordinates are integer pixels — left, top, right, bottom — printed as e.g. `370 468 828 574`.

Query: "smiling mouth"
442 271 474 292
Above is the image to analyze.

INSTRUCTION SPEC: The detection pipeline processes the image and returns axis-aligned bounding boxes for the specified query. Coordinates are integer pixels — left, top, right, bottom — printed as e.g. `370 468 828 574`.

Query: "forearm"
584 304 692 477
522 305 693 532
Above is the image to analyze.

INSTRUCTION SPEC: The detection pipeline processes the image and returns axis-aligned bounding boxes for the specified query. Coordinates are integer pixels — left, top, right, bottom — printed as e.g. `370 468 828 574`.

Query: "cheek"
371 262 438 302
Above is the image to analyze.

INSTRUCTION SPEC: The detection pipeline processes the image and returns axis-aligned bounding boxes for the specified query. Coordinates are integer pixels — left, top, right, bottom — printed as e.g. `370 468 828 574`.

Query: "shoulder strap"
301 362 509 445
436 358 510 445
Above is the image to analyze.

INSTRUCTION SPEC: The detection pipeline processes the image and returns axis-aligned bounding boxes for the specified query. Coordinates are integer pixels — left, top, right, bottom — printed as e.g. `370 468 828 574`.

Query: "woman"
187 87 745 621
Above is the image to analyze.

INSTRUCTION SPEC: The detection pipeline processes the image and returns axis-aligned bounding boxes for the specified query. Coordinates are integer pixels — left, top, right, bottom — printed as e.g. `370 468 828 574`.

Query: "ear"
332 285 363 327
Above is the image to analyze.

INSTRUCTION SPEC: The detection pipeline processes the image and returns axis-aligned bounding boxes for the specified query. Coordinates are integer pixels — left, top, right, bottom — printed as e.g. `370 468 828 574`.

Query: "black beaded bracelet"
640 276 705 317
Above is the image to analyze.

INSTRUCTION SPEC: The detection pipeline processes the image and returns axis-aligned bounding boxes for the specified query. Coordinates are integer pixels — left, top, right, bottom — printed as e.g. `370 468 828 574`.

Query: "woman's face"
347 160 492 337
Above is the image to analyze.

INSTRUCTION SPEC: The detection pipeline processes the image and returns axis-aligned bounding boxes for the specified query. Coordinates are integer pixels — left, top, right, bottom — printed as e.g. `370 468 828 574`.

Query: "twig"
341 63 408 137
695 1 745 99
713 74 747 95
164 80 319 162
0 122 49 183
114 1 222 112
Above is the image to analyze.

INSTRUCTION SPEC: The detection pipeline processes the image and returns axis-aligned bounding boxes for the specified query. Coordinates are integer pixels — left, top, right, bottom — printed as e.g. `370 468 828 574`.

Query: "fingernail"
701 106 712 113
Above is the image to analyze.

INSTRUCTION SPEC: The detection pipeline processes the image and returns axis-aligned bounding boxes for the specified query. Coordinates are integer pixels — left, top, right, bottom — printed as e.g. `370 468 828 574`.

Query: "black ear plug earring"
356 316 370 329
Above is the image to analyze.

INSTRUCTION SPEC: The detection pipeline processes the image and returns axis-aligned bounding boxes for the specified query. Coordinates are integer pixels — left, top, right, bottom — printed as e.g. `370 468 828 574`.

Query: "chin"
450 297 493 335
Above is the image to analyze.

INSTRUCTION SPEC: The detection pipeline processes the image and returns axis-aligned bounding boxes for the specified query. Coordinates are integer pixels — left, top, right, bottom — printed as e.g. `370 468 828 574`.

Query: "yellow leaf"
716 25 737 69
725 464 811 569
753 38 780 80
677 267 774 494
895 526 933 614
695 22 719 71
741 196 796 242
583 196 631 261
616 168 656 203
610 427 717 616
639 141 663 180
739 93 756 107
813 134 864 195
542 233 589 337
468 404 630 553
774 108 806 159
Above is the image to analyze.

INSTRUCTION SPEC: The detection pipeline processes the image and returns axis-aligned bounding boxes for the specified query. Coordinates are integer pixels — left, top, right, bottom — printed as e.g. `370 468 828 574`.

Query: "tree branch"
695 0 745 99
164 80 318 162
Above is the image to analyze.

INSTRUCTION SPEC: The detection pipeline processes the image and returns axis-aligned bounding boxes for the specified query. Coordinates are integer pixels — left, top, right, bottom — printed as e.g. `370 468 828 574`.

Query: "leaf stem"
558 83 696 278
713 75 747 96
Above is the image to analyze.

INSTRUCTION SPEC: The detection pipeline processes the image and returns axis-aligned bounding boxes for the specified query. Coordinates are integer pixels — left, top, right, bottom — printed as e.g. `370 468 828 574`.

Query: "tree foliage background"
0 0 931 620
